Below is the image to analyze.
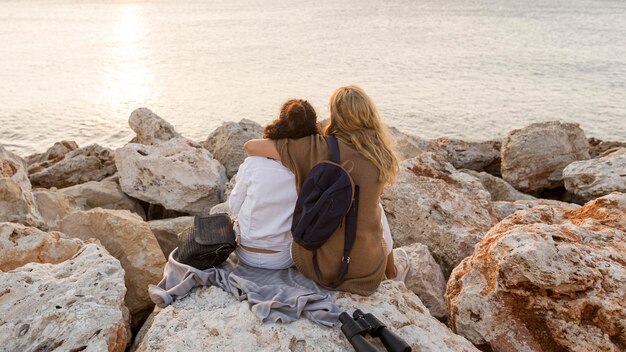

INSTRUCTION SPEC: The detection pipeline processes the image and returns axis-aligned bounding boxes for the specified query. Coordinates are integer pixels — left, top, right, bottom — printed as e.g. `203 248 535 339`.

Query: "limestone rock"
147 216 193 258
501 121 590 193
588 137 626 158
492 199 580 222
116 138 226 215
29 144 117 189
0 241 129 352
446 193 626 352
387 126 442 161
203 119 264 178
225 172 237 199
209 201 231 216
128 108 181 145
1 147 44 228
32 189 79 230
59 209 166 321
401 243 447 319
563 148 626 200
0 222 83 271
133 281 478 352
381 153 498 275
434 138 501 174
462 169 535 201
24 140 79 168
61 180 146 220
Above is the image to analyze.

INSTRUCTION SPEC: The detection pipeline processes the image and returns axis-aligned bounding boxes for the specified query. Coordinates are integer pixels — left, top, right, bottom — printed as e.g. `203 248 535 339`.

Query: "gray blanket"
148 249 341 327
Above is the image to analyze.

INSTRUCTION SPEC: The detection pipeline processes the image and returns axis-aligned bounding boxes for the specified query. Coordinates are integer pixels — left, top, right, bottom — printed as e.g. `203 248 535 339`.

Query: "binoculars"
339 309 412 352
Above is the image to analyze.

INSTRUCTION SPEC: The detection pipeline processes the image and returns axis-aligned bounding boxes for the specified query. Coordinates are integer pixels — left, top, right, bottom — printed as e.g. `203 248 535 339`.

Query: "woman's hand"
244 139 281 160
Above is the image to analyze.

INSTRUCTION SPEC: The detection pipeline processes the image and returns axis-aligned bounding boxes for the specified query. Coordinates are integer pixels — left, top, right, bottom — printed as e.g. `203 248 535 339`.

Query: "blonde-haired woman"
245 85 406 295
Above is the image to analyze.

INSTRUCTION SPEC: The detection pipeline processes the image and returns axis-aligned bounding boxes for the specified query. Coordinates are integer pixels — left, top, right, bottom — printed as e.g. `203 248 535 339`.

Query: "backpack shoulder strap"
326 135 341 163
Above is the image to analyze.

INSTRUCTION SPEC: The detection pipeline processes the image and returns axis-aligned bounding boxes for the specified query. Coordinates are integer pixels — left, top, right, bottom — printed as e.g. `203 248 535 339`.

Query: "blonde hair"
324 85 399 184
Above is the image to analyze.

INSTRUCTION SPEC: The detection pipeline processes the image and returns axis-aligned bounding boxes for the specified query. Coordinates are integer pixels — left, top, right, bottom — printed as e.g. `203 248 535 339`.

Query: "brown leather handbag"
176 213 237 270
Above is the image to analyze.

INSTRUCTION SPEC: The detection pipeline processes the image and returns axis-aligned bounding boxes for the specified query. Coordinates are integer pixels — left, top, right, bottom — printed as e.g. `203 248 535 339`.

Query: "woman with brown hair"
229 99 318 269
244 85 405 295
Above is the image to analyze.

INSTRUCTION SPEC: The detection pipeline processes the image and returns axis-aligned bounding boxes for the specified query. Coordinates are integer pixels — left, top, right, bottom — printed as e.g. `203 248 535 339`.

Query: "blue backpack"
291 135 360 288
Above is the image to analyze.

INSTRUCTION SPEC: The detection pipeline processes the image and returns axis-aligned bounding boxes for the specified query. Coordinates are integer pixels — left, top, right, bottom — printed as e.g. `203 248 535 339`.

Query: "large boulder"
128 108 181 145
147 216 193 258
501 121 590 193
28 144 117 189
0 146 44 228
133 281 479 352
32 189 79 230
563 148 626 200
203 119 264 178
0 229 129 351
387 126 442 161
61 180 146 220
462 170 535 202
433 138 501 174
24 140 79 168
492 199 580 222
381 154 498 275
59 209 166 322
116 138 226 215
0 222 83 271
446 193 626 352
588 137 626 158
401 243 447 320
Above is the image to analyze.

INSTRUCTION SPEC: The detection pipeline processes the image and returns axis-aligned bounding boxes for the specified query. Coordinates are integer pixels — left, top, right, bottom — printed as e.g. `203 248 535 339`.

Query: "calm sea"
1 0 625 156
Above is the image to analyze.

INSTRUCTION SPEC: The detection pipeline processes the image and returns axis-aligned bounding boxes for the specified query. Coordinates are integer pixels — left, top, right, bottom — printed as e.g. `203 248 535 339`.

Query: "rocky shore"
1 108 625 351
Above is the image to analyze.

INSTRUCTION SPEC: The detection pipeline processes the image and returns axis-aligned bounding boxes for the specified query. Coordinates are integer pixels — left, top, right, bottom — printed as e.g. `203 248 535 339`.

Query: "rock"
29 144 117 189
462 170 535 202
0 222 83 271
133 281 479 352
32 189 79 230
433 138 501 175
24 140 79 167
446 193 626 352
381 153 498 275
61 180 146 220
59 209 166 322
128 108 181 145
387 126 442 161
116 138 226 215
588 137 626 158
1 147 44 228
492 199 580 222
147 216 193 258
209 201 231 216
401 243 447 319
563 148 626 200
225 173 237 199
203 119 264 178
501 121 590 193
146 204 188 221
0 240 129 352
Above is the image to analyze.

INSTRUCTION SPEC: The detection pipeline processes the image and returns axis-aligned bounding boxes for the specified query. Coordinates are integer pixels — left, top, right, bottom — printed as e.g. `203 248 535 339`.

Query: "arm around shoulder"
244 139 281 160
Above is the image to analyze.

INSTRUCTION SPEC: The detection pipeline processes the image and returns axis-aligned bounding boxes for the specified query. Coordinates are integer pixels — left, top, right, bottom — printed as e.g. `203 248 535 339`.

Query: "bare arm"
244 139 281 160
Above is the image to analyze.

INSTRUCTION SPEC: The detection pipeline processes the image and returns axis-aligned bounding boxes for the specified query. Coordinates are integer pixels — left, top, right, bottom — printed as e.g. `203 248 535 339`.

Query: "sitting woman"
244 85 405 295
228 99 319 270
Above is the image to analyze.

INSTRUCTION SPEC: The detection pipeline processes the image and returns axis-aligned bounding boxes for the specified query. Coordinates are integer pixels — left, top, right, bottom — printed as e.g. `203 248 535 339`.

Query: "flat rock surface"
60 209 166 320
501 121 590 193
401 243 447 319
133 281 479 352
462 170 535 202
433 138 501 174
116 138 226 215
382 153 498 275
0 241 129 352
563 147 626 200
446 193 626 352
32 189 79 230
492 199 580 222
61 180 146 220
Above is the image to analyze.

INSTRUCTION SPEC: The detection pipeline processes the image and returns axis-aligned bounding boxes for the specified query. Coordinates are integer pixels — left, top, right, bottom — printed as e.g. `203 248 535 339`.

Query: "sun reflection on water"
101 4 155 114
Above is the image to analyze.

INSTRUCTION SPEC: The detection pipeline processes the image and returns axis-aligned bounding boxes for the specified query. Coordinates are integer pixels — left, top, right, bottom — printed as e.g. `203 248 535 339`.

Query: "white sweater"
228 156 296 252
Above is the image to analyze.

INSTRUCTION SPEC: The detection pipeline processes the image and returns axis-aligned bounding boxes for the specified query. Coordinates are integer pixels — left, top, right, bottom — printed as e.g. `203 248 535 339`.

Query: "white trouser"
235 247 294 270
